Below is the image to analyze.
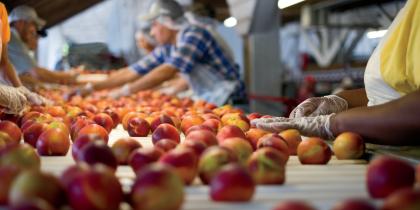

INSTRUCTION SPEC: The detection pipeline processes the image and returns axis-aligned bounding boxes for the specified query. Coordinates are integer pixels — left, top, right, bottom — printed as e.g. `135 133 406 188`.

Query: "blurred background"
3 0 406 115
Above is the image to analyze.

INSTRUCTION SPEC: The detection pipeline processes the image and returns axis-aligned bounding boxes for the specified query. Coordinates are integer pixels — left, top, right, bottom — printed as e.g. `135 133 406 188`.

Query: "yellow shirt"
380 0 420 95
0 3 10 44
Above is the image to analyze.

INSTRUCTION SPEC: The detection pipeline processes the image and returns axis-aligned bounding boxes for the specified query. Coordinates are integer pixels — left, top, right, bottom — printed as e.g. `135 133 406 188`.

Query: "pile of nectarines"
1 88 417 210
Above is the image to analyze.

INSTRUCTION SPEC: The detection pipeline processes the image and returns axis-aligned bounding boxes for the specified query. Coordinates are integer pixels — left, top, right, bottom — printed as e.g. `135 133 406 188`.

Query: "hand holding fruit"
64 83 93 100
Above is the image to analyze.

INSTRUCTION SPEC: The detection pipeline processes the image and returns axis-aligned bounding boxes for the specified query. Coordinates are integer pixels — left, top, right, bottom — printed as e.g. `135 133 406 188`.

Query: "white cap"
140 0 184 22
9 5 46 29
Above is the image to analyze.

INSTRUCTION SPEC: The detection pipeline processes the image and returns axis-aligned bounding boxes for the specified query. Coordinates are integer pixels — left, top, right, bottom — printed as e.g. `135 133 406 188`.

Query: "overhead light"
224 17 237 28
278 0 305 9
366 30 387 39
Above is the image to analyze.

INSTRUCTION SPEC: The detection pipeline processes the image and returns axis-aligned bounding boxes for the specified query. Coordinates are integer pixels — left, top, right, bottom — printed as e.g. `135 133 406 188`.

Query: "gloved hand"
0 85 28 115
17 86 53 106
289 95 348 118
109 84 131 99
78 82 94 97
251 114 335 140
64 83 93 101
159 86 177 96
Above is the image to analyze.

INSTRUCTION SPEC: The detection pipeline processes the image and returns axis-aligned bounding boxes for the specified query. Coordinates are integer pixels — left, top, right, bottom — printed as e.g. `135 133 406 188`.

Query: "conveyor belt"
40 125 375 210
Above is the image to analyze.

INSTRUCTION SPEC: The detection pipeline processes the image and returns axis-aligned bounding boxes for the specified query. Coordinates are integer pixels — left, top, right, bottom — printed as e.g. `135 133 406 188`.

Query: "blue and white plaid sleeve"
129 46 169 75
166 28 208 74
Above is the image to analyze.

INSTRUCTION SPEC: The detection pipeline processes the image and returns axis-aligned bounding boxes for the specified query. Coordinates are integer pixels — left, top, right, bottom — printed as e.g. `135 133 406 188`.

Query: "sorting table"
41 125 373 210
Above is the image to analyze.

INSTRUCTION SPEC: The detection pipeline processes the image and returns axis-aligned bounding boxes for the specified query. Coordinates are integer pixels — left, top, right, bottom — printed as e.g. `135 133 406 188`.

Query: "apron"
177 24 239 106
182 63 238 106
364 0 420 106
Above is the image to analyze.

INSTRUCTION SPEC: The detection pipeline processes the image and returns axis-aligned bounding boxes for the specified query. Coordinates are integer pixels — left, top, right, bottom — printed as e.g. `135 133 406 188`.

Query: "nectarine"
297 137 331 165
159 147 198 185
210 163 255 202
130 163 184 210
151 123 180 145
247 147 287 184
279 129 302 155
111 137 142 165
367 156 415 198
198 146 237 184
333 132 365 160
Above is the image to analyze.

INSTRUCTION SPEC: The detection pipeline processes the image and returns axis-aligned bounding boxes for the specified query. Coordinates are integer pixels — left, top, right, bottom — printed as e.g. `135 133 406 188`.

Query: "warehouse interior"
3 0 406 115
0 0 419 210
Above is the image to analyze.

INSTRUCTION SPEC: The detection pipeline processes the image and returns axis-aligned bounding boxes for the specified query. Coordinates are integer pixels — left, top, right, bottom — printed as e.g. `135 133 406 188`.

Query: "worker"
252 0 420 146
134 23 189 96
8 5 78 85
74 0 245 106
0 3 50 114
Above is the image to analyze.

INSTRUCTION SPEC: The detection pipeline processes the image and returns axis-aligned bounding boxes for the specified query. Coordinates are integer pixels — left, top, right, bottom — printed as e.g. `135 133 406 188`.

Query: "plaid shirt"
130 25 246 101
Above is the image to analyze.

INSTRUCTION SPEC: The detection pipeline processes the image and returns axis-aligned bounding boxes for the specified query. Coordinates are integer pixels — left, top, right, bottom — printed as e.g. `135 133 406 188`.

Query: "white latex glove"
0 85 28 115
17 86 52 106
251 114 335 140
109 84 131 99
79 82 94 96
159 86 177 96
289 95 348 118
64 82 93 101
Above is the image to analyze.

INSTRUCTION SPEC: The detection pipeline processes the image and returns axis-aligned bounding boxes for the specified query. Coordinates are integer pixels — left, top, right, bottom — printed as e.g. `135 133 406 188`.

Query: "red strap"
248 93 295 105
248 93 298 116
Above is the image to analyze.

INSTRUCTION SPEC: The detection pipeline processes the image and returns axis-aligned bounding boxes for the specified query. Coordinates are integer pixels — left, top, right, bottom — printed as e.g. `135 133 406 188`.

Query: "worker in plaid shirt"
77 0 245 105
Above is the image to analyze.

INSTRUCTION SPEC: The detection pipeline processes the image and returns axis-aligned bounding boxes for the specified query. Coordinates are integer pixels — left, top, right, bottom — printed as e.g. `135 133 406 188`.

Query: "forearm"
130 64 177 93
331 90 420 145
171 77 189 93
19 74 43 90
335 88 368 108
32 67 68 84
92 68 139 91
3 61 22 86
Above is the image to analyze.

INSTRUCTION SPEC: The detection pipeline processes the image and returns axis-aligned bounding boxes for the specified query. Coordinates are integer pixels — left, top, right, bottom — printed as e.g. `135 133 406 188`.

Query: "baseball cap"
9 5 46 30
141 0 184 22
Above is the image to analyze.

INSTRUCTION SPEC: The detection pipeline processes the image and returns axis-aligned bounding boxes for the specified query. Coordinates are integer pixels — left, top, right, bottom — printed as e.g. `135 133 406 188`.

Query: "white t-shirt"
8 29 38 75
